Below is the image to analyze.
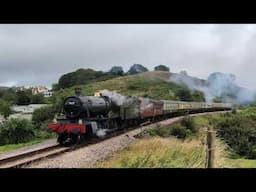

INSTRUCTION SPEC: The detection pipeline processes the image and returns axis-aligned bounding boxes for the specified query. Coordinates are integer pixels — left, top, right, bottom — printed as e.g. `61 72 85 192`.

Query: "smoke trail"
139 97 154 111
169 71 256 104
170 71 214 102
99 89 137 107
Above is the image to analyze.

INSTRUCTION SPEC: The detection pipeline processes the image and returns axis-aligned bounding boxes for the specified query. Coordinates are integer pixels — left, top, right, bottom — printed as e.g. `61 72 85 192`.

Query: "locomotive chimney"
75 87 82 96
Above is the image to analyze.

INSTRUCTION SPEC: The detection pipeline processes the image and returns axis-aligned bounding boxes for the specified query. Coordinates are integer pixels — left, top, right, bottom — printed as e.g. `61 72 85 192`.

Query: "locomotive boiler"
63 95 113 119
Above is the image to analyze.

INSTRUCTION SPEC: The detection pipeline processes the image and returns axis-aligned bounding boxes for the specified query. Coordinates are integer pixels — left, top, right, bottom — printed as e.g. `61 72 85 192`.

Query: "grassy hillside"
52 71 205 107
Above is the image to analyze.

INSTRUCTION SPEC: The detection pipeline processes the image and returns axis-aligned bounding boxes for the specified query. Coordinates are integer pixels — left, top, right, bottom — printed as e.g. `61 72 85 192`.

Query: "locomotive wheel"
85 127 93 139
76 134 84 144
71 134 83 144
58 134 68 145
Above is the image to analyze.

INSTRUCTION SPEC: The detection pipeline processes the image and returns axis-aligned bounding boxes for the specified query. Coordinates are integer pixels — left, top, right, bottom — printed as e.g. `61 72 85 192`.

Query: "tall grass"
97 137 206 168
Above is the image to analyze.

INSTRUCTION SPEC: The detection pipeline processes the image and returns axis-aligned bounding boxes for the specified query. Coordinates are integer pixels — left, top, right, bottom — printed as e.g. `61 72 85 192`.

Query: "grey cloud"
0 24 255 90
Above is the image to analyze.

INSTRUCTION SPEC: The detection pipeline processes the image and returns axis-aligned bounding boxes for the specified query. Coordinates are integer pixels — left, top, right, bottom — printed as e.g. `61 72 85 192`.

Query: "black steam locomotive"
48 89 232 145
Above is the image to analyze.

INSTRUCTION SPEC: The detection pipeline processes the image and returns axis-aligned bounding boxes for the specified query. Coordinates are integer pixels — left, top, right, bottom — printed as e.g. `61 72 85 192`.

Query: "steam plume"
170 71 256 105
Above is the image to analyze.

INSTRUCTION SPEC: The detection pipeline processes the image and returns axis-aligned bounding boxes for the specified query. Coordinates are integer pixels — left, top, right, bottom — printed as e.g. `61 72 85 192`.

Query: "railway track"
0 110 231 168
0 127 139 168
0 144 69 168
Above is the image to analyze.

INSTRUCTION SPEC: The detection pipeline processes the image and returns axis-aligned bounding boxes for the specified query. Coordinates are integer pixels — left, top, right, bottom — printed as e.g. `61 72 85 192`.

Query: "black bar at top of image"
2 1 256 24
1 14 256 24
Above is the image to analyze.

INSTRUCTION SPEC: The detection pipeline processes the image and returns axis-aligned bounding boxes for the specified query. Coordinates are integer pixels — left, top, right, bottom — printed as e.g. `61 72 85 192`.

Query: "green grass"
240 106 256 120
193 116 210 127
0 138 46 153
193 114 224 128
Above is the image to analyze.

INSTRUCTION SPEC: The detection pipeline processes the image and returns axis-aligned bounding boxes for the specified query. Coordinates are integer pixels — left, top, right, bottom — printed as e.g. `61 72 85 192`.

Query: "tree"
52 83 59 91
109 66 124 75
192 90 205 102
0 99 12 119
16 90 31 105
57 68 118 89
128 64 148 75
0 88 17 104
176 88 193 101
154 65 170 72
31 93 45 104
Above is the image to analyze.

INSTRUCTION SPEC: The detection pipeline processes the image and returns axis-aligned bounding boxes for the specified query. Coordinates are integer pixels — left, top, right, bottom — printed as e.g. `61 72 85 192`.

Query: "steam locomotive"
48 89 232 145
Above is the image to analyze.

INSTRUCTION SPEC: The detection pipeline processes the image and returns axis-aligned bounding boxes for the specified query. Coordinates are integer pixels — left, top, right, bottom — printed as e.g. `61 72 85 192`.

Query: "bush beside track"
0 118 55 147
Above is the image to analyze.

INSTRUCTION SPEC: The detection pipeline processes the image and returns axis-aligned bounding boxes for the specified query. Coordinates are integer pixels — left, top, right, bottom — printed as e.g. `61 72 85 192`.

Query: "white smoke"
207 72 237 97
139 97 154 111
170 71 214 102
96 129 106 137
99 89 136 107
170 71 256 105
237 88 256 105
206 72 256 104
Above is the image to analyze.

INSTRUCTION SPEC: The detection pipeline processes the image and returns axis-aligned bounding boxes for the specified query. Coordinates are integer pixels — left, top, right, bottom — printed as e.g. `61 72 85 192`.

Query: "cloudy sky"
0 24 255 89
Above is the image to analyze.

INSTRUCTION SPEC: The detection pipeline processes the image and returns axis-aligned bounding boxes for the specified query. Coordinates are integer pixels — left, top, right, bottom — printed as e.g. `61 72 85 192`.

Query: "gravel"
25 132 137 168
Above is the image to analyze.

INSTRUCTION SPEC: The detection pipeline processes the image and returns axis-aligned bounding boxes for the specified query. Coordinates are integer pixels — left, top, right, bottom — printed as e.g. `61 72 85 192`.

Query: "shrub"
0 118 35 145
147 122 194 139
35 120 55 139
170 124 190 139
0 99 12 119
231 108 237 114
31 93 45 104
215 114 256 159
32 105 56 128
147 127 167 137
181 116 198 133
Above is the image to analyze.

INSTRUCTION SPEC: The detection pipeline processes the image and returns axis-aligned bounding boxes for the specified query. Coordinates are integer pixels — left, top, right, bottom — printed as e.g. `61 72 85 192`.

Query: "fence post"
206 127 215 168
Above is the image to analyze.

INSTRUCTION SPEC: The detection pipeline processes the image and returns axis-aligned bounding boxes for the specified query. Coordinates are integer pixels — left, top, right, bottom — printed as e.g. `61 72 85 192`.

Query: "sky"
0 24 255 90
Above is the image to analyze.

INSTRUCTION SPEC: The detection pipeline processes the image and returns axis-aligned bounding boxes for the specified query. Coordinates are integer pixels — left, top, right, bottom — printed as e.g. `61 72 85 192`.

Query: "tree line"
54 64 170 90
